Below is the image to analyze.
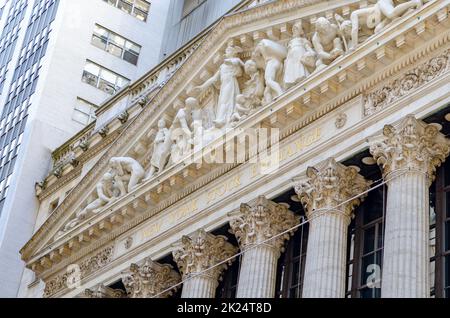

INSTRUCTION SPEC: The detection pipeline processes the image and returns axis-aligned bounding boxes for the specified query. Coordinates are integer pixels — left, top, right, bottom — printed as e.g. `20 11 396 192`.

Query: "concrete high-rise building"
0 0 173 297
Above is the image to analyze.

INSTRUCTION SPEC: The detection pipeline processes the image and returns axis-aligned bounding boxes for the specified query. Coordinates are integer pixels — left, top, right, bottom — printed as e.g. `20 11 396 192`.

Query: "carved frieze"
43 245 114 298
364 49 450 116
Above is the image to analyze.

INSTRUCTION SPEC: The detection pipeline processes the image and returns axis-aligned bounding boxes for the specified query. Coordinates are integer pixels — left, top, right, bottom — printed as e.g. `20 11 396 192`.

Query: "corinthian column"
295 158 370 298
229 196 300 298
121 257 181 298
173 229 238 298
369 115 449 298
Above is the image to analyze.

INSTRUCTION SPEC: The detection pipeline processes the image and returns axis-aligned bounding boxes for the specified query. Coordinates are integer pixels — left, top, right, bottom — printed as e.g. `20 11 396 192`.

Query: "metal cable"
150 170 406 298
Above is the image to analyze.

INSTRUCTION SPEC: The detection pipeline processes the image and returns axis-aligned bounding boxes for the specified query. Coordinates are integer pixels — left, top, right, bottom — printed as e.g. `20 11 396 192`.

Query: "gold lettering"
141 222 162 240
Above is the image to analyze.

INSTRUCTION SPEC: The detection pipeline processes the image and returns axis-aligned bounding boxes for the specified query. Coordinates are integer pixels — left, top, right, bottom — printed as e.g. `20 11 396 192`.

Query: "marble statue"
188 97 205 147
230 95 253 125
334 14 353 52
283 20 317 88
254 39 287 104
350 0 423 50
145 118 172 180
61 171 118 233
312 17 345 71
191 44 244 128
109 157 145 192
170 100 193 164
241 59 265 103
230 59 265 125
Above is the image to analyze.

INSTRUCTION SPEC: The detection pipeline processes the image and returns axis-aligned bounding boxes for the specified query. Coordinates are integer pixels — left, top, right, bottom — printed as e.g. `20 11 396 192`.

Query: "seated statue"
312 17 345 71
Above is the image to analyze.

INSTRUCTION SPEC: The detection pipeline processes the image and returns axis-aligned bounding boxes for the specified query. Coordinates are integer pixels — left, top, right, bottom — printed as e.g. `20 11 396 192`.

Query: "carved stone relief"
364 49 450 116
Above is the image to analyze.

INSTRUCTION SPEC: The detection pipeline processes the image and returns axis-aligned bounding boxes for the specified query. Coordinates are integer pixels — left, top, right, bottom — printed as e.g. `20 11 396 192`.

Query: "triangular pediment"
21 0 450 284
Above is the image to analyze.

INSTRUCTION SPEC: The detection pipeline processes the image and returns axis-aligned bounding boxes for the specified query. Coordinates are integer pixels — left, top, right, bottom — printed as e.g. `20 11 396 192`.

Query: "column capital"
121 257 181 298
173 229 237 281
84 284 126 298
294 158 370 220
369 115 449 183
229 196 300 254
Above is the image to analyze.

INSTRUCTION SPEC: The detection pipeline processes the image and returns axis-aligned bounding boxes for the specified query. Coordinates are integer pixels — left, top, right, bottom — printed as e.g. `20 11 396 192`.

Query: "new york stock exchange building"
19 0 450 299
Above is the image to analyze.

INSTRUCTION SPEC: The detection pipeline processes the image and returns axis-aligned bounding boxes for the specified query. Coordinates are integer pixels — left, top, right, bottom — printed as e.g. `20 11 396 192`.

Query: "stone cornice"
38 128 125 201
21 0 450 271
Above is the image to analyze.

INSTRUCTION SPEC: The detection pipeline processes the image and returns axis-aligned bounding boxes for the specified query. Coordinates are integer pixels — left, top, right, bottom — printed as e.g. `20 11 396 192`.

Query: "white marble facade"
18 0 450 298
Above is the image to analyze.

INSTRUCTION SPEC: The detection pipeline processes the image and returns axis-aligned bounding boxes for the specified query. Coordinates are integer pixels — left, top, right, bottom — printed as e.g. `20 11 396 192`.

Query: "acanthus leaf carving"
173 229 237 281
121 257 181 298
369 115 450 184
294 158 370 221
229 196 299 256
364 50 450 116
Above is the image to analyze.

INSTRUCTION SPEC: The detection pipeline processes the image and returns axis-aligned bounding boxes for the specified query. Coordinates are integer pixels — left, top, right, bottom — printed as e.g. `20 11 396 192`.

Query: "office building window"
92 25 141 65
182 0 206 17
0 0 59 216
72 99 97 125
103 0 150 22
82 61 129 95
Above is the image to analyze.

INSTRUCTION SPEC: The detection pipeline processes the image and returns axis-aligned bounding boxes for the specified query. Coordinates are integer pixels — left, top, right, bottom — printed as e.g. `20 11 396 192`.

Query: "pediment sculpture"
55 0 426 237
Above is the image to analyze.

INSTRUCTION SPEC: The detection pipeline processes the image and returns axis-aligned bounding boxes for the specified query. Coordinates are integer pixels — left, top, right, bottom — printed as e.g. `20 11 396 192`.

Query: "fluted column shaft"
236 244 278 298
181 274 218 298
382 171 429 297
369 116 450 298
295 158 370 298
229 196 299 298
302 209 350 298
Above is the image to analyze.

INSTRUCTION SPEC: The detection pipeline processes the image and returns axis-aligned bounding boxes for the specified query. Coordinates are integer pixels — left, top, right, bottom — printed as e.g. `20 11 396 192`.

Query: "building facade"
0 0 173 297
18 0 450 298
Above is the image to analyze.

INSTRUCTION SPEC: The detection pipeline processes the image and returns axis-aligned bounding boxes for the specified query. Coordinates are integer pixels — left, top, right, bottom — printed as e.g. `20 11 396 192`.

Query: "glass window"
276 221 309 298
72 99 97 125
182 0 205 18
103 0 150 22
346 184 385 298
216 257 240 298
91 25 141 65
81 61 129 94
430 160 450 298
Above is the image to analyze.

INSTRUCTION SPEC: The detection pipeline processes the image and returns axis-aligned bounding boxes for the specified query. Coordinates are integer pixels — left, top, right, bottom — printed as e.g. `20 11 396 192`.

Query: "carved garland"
43 245 114 298
364 49 450 116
